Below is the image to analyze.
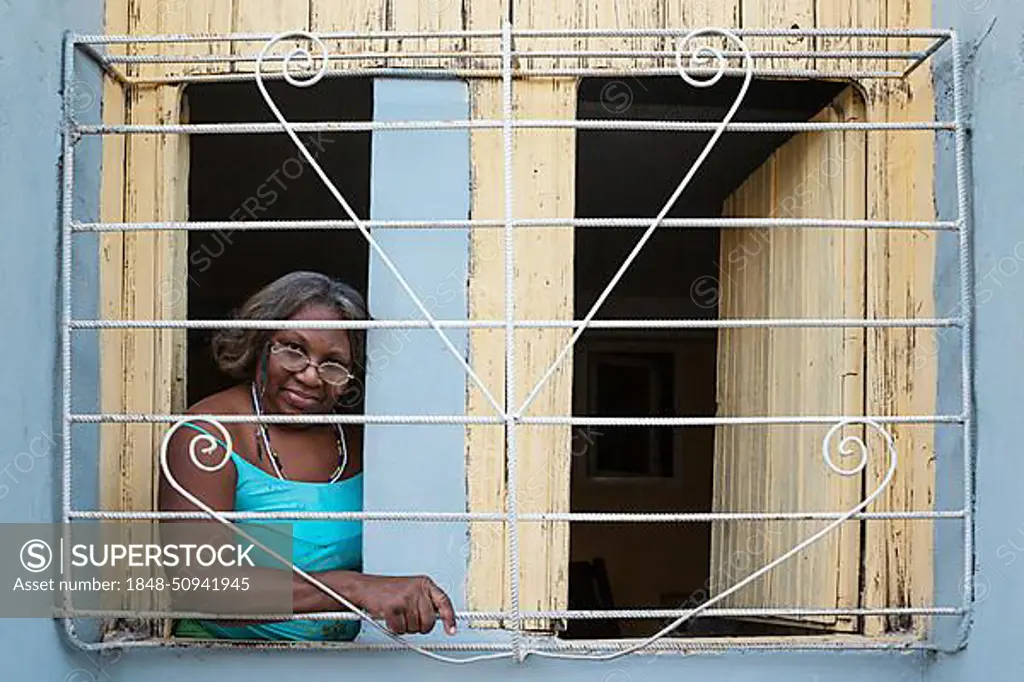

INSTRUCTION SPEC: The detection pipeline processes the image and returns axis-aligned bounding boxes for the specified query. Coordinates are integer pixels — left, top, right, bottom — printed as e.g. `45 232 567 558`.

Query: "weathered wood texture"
860 0 937 638
101 0 190 622
714 88 867 632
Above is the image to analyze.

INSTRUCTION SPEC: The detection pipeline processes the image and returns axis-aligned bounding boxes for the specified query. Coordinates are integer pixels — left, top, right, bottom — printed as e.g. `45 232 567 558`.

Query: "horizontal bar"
77 119 955 136
518 27 954 39
69 318 962 330
60 606 961 622
70 634 931 654
531 637 929 652
124 66 909 86
70 413 503 425
524 415 964 426
73 27 953 45
106 48 929 65
70 413 964 426
72 217 962 232
68 509 964 522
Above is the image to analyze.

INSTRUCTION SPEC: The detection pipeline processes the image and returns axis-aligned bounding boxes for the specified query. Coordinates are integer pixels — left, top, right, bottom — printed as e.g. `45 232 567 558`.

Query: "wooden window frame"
95 0 940 650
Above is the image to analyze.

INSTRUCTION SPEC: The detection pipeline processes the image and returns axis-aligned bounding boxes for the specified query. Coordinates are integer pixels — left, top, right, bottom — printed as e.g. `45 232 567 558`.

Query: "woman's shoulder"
180 384 254 461
187 383 252 417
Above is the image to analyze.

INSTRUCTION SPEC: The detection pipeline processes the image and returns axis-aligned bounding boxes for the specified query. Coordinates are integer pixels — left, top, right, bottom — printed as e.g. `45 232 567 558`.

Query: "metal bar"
69 509 965 521
70 413 963 426
58 29 78 650
59 606 962 622
68 318 962 330
515 27 953 39
501 18 524 662
902 34 950 78
528 637 929 652
71 413 504 425
123 66 910 86
105 48 930 65
76 119 957 135
59 23 960 657
72 217 962 232
73 27 953 45
65 635 936 654
952 30 977 630
524 415 964 426
74 42 128 84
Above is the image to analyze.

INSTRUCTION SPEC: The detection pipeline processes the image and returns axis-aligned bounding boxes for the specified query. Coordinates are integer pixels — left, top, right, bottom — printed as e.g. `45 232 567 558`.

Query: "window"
65 13 969 662
581 346 677 480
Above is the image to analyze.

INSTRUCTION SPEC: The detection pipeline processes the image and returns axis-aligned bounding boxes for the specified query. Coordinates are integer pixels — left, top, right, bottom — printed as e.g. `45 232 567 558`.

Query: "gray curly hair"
211 271 369 380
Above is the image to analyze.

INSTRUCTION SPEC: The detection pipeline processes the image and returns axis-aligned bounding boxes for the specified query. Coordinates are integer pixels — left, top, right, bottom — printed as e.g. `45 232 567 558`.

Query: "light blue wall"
361 78 476 646
2 1 1020 680
0 1 108 680
929 1 1024 680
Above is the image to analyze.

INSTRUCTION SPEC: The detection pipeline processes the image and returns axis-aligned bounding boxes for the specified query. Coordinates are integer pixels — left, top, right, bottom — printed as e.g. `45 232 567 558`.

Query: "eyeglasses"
268 342 355 387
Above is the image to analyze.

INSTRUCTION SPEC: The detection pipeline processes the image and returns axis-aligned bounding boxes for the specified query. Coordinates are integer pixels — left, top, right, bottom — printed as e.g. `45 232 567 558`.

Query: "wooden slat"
712 88 866 631
465 81 508 628
309 0 386 69
574 0 665 69
465 0 577 633
861 0 937 639
389 0 463 68
741 0 815 70
816 0 884 74
160 1 233 77
232 0 310 74
665 0 741 28
510 80 576 632
463 0 507 632
97 0 131 628
99 0 129 528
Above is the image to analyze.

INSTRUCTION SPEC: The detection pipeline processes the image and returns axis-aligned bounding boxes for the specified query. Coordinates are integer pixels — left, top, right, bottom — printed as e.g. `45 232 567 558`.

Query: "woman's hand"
350 574 457 636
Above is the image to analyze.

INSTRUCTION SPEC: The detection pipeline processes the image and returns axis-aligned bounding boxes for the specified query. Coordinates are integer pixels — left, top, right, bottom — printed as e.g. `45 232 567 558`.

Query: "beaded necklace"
250 381 348 483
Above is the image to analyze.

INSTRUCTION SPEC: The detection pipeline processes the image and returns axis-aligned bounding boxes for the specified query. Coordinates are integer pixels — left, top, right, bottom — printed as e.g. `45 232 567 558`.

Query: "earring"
259 346 269 397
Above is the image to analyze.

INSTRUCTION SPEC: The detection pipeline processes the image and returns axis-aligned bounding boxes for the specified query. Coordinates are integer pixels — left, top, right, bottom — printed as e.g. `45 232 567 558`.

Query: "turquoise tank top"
177 433 364 642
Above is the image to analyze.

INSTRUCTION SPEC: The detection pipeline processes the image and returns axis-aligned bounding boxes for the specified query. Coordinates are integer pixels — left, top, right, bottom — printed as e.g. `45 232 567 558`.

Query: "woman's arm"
156 413 456 635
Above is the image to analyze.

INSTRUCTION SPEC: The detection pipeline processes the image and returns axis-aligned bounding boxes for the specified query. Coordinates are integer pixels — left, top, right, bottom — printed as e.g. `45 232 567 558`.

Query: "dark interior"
184 78 373 405
566 76 847 639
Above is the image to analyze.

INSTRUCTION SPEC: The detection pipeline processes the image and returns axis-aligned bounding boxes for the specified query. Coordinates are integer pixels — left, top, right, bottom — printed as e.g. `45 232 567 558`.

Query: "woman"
160 270 456 642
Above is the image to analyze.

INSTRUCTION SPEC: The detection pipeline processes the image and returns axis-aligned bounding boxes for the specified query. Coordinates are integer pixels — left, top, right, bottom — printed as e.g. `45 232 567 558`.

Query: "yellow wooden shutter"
709 87 867 631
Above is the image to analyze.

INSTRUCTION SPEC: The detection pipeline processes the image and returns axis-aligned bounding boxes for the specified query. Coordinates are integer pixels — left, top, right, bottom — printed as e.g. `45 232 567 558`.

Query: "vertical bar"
501 16 524 662
59 31 77 637
951 32 976 627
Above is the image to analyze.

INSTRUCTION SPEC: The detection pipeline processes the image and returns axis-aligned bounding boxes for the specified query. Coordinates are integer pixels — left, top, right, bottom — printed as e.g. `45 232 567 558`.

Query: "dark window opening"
565 76 846 640
184 78 373 406
588 351 675 478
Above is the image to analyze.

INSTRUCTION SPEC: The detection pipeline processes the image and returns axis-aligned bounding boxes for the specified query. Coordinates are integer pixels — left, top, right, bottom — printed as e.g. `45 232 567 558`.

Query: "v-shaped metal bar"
516 28 754 419
255 32 506 419
153 27 906 666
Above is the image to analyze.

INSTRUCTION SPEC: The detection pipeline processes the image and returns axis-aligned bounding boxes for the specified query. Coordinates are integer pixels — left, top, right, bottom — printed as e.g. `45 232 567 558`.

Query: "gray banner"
0 522 297 619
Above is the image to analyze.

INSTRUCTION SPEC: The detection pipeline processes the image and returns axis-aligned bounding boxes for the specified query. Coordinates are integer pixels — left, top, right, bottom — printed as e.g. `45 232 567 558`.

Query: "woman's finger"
416 591 437 634
404 596 421 634
386 605 407 634
428 580 457 635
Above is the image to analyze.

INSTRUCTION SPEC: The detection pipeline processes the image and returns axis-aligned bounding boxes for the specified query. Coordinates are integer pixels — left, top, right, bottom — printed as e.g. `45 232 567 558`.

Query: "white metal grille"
60 22 972 664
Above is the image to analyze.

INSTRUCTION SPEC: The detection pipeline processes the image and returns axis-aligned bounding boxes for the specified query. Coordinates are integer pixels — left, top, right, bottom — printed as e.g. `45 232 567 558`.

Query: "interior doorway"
565 75 846 639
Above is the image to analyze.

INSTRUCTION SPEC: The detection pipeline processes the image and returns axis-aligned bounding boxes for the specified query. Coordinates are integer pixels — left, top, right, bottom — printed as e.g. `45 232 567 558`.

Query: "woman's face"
260 303 354 416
